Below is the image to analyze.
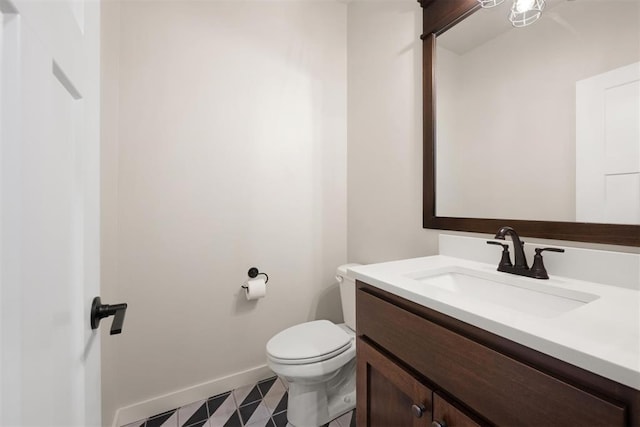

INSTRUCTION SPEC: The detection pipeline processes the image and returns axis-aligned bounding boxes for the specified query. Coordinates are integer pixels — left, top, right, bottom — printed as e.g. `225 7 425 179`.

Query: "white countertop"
349 255 640 391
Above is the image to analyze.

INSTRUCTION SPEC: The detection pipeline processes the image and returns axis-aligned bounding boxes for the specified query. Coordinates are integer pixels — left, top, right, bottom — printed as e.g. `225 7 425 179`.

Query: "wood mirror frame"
421 0 640 247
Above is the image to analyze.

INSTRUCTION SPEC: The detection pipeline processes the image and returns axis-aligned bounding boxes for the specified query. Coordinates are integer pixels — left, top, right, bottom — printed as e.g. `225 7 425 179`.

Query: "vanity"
350 236 640 426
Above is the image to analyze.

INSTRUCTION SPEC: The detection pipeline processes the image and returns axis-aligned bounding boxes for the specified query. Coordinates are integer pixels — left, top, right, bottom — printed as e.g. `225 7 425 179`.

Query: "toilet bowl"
266 264 360 427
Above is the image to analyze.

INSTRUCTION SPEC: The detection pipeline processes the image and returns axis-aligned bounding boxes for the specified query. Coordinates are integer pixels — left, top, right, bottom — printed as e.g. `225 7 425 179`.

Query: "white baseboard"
112 364 273 427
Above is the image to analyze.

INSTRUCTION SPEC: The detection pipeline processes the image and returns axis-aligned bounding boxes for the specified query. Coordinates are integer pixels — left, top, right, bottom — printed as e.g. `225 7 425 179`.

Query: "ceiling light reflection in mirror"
477 0 547 27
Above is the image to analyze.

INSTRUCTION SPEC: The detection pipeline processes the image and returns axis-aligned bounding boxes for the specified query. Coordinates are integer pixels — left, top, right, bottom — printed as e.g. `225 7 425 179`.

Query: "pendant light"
509 0 546 27
476 0 546 27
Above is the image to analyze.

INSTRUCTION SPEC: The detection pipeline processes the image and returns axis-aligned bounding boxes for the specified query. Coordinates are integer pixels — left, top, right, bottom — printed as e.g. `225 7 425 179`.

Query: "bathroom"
1 0 638 426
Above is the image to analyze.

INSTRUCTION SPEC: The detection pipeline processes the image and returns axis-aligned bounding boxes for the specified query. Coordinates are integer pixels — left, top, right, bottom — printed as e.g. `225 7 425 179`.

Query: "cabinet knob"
432 420 447 427
411 404 426 418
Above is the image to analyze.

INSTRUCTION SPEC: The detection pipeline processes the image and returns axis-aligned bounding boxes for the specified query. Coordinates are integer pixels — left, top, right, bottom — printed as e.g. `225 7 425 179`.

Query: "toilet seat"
266 320 352 365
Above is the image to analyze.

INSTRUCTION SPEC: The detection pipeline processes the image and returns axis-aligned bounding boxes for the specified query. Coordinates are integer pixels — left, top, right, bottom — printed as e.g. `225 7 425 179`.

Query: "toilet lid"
267 320 351 365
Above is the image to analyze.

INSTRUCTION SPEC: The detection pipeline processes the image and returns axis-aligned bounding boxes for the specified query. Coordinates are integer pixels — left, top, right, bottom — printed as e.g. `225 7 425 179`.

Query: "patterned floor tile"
148 410 179 427
244 417 274 427
184 418 210 427
221 410 243 427
242 402 272 424
208 393 238 426
261 379 287 414
120 376 354 427
207 392 232 415
271 411 288 427
232 383 262 407
256 377 277 396
178 400 208 426
335 410 356 427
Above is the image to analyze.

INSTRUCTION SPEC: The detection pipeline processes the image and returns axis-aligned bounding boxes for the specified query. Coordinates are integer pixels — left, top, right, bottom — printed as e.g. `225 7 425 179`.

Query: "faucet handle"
535 247 565 254
486 240 513 268
530 247 565 279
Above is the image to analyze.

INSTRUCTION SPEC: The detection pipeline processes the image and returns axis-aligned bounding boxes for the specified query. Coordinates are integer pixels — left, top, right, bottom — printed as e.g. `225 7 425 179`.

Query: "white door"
576 62 640 224
0 0 101 425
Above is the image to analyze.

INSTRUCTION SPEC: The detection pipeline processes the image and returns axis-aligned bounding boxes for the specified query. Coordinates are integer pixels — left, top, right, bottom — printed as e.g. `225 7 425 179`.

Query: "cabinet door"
357 337 432 427
433 393 484 427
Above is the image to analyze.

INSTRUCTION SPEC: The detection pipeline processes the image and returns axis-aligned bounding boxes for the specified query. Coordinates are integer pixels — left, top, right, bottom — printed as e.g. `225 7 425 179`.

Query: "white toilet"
266 264 360 427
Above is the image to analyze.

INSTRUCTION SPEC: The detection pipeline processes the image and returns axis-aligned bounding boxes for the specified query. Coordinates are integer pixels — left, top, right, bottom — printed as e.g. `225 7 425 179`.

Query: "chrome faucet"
487 226 564 280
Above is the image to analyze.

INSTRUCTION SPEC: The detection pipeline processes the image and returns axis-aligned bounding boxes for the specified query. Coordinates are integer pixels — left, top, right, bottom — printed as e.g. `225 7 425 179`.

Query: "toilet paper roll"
244 277 267 300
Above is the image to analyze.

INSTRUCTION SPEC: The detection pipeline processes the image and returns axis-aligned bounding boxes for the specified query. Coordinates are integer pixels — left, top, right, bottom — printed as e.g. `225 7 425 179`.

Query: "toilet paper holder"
242 267 269 289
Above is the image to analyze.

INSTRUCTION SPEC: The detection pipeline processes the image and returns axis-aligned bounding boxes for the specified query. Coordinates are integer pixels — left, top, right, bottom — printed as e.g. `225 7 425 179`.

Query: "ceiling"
438 0 568 54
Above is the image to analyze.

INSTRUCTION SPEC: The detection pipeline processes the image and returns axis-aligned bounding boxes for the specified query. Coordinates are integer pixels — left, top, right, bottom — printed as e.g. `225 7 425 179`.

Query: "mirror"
422 0 640 246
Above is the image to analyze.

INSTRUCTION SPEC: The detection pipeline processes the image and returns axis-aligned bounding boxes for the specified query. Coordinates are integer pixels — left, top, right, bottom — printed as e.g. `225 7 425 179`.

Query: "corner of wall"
100 0 121 425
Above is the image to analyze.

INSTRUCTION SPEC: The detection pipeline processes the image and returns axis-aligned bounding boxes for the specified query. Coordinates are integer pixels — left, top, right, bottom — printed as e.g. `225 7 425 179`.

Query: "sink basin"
405 267 599 318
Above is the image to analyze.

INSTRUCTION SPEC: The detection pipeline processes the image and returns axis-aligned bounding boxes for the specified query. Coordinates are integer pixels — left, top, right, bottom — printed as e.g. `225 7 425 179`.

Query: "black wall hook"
243 267 269 289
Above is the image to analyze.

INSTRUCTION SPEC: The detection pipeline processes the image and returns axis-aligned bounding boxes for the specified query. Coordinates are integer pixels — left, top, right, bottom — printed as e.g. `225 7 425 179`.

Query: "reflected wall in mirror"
435 0 640 225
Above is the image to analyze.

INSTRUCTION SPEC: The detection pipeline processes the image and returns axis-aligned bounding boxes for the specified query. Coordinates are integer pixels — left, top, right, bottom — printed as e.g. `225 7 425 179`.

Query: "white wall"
347 1 439 264
101 1 347 424
436 1 640 222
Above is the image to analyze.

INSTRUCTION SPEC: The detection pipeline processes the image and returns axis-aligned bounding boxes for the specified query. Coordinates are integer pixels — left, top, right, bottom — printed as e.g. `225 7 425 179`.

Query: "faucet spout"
494 226 528 269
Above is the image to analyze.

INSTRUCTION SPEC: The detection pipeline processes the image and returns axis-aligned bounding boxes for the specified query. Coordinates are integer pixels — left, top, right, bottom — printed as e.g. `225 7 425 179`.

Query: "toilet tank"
336 263 361 331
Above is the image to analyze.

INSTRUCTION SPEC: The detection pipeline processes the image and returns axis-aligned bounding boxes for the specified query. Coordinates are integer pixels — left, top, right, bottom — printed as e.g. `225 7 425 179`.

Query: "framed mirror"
422 0 640 246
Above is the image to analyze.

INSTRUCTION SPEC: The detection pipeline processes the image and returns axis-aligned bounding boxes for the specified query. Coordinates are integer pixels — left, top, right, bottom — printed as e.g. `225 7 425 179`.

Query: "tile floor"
121 376 356 427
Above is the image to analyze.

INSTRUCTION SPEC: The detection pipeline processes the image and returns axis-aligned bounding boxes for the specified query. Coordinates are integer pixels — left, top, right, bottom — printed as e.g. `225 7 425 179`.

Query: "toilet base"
286 358 356 427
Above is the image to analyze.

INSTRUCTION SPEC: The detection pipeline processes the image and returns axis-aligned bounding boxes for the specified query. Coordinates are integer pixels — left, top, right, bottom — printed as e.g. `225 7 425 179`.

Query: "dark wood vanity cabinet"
357 337 432 427
356 282 640 427
357 336 483 427
433 394 481 427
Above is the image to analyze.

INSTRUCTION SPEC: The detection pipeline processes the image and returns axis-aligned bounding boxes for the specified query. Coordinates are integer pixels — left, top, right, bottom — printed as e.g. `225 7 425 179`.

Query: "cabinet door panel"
433 394 483 427
357 338 432 427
